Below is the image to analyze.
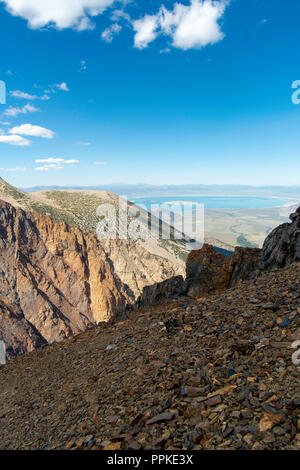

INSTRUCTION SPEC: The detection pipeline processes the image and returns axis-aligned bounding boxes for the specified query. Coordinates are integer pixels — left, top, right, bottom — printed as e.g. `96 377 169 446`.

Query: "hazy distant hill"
23 183 300 199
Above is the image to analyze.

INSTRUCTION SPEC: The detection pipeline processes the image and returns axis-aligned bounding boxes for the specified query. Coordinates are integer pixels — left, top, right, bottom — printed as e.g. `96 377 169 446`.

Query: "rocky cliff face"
135 244 261 304
184 206 300 298
186 244 234 298
101 239 184 300
260 206 300 270
0 200 130 357
136 275 187 307
185 244 261 298
0 177 187 291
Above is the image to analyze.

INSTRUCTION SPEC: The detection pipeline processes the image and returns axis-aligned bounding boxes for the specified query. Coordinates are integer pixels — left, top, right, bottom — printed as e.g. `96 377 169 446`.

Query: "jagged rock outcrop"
0 200 130 356
186 244 234 297
229 246 261 286
136 275 187 307
185 244 261 298
135 244 261 304
260 206 300 270
0 300 46 357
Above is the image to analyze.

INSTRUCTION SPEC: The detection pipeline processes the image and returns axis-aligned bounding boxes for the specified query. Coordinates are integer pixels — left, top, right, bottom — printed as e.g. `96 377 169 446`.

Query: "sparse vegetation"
237 234 259 248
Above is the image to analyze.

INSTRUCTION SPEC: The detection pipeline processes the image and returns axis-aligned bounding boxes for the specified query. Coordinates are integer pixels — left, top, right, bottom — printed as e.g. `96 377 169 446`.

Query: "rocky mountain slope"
0 206 299 449
0 200 131 357
0 177 240 303
0 177 189 267
0 261 299 450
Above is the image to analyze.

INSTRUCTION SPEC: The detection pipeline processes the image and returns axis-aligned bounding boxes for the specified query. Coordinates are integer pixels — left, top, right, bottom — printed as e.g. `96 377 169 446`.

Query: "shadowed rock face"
260 207 300 270
136 275 187 307
186 245 261 298
0 200 130 357
186 244 234 297
229 246 261 286
136 244 261 304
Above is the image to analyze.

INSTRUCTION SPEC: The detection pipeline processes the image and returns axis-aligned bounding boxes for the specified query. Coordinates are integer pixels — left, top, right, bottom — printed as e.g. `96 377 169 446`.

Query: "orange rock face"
186 244 261 298
186 244 233 297
0 201 129 356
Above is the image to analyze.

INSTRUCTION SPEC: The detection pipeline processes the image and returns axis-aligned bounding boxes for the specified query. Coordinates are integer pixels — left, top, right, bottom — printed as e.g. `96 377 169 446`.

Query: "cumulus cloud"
10 90 37 100
9 124 55 139
10 90 50 100
35 158 79 171
133 0 228 50
0 134 31 146
101 23 122 42
133 14 159 49
3 103 40 117
1 0 228 51
55 82 69 92
0 0 119 30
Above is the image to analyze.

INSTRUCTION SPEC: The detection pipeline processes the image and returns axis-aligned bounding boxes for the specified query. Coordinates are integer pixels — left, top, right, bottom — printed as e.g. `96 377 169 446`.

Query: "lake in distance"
131 196 288 211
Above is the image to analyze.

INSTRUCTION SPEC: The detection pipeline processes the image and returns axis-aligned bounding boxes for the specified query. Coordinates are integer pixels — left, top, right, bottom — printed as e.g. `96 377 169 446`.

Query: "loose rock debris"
0 263 299 450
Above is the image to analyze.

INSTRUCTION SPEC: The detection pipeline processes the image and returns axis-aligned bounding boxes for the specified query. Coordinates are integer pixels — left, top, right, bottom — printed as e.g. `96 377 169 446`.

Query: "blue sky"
0 0 300 188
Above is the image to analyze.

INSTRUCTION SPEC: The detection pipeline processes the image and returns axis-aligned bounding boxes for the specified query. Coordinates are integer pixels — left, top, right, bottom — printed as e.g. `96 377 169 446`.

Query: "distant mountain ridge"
22 183 300 198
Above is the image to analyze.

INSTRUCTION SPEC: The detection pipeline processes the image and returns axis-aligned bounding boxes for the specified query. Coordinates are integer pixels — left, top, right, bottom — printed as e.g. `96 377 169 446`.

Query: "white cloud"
35 166 52 171
35 158 79 171
76 141 91 146
0 135 31 146
133 14 159 49
94 161 109 165
35 158 79 164
0 0 120 30
10 90 37 100
133 0 228 50
79 60 87 72
55 82 69 92
1 0 228 52
160 47 171 54
36 164 64 171
9 124 55 139
10 90 50 100
101 23 122 42
111 9 130 23
3 103 40 117
0 166 27 172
